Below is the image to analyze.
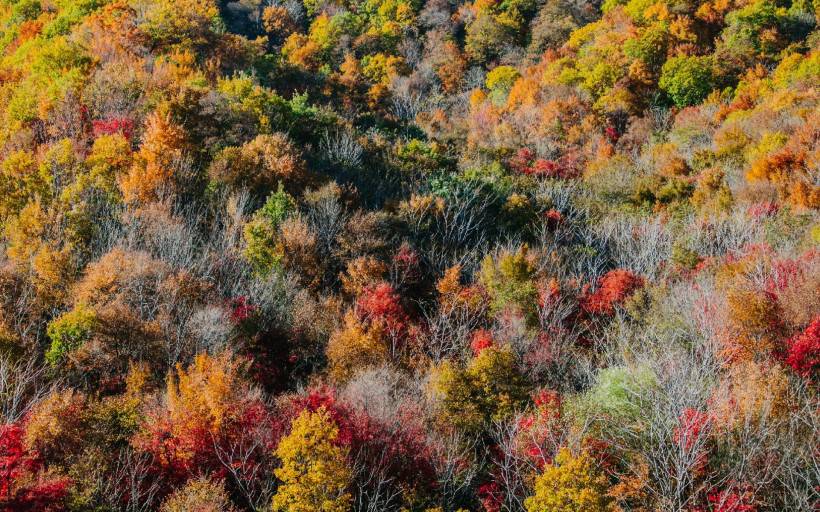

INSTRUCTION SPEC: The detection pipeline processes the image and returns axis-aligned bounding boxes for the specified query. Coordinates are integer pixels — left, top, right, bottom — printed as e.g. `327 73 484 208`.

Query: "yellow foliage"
711 361 791 431
166 351 248 432
4 200 47 265
283 33 322 70
72 248 168 307
78 133 133 200
361 53 405 86
24 389 83 452
506 75 540 108
272 407 352 512
436 265 463 305
525 448 614 512
0 150 49 221
431 345 528 433
161 477 236 512
725 285 781 359
279 216 322 289
470 88 488 108
209 133 306 192
341 256 387 296
326 311 388 382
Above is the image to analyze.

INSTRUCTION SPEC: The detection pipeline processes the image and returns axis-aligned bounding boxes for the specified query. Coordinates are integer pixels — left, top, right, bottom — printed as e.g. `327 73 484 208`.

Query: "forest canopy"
0 0 817 511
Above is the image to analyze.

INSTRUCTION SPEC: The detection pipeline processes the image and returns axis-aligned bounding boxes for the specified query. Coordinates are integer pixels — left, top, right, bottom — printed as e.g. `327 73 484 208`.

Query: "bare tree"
100 449 163 512
321 130 364 168
212 415 278 511
430 431 482 511
0 354 50 424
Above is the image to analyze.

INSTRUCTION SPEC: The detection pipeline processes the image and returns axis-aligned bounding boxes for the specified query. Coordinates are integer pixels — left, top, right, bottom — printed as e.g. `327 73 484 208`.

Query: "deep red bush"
92 117 135 140
0 423 69 512
581 269 644 316
356 282 409 336
785 317 819 379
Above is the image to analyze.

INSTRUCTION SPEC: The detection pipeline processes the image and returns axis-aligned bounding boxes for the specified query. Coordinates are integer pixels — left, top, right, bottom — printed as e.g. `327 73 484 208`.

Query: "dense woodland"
0 0 817 510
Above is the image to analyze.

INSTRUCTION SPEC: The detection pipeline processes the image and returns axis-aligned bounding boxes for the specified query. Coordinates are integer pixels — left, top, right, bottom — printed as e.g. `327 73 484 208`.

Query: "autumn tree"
135 351 268 482
524 448 614 512
431 345 529 434
208 133 307 194
120 111 188 204
271 407 352 512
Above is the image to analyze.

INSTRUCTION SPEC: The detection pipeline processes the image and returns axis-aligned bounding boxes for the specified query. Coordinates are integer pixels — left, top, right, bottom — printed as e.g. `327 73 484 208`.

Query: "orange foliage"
120 112 188 204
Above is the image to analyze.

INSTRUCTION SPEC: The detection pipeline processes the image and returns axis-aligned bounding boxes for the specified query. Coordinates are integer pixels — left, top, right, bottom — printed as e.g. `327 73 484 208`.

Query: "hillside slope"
0 0 817 511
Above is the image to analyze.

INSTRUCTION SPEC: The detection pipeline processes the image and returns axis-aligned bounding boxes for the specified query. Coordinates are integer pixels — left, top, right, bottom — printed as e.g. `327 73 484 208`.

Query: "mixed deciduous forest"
0 0 817 510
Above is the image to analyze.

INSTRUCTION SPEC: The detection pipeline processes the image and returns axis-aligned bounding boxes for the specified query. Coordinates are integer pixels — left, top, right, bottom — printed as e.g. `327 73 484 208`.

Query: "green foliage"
139 0 221 49
11 0 41 22
623 23 668 71
45 304 98 365
486 65 521 104
0 0 816 509
479 246 539 324
244 184 297 275
577 366 657 424
659 55 715 107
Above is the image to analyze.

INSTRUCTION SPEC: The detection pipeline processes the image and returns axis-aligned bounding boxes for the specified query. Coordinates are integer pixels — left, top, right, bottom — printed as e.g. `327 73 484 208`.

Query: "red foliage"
356 282 409 336
92 117 135 140
673 408 710 451
470 329 495 355
543 209 563 230
0 423 69 512
523 330 558 370
277 386 355 447
530 158 561 178
477 481 503 512
746 201 779 219
508 148 576 179
508 148 536 175
605 125 620 143
698 488 756 512
764 250 817 297
785 317 820 379
138 401 271 486
230 296 257 323
514 389 562 469
580 269 644 316
392 243 422 286
533 389 561 411
0 424 32 497
278 386 437 496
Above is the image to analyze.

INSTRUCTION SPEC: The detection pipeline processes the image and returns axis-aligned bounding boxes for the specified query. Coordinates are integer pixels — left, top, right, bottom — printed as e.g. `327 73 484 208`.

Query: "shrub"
480 246 539 324
485 65 521 104
431 345 529 433
785 317 819 380
161 477 236 512
243 185 297 275
581 269 644 316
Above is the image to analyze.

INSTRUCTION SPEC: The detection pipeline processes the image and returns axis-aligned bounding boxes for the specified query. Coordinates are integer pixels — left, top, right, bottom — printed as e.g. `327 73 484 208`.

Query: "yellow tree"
525 448 614 512
271 407 352 512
